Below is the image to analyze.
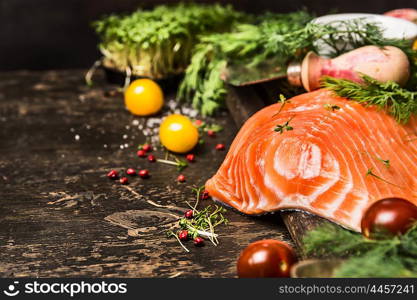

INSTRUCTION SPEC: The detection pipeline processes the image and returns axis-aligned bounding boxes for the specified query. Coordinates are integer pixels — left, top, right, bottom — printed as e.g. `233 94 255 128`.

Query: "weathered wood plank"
0 69 292 277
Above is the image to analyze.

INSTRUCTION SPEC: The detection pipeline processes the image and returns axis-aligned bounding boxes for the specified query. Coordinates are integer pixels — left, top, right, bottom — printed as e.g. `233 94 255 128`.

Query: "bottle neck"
287 61 302 87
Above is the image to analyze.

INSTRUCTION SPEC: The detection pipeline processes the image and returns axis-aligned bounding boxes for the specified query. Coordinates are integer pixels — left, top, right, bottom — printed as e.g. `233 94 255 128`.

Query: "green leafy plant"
93 3 248 79
303 223 417 277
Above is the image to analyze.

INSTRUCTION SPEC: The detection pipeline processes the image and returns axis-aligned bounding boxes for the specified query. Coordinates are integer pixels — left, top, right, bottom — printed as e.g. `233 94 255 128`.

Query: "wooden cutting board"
225 79 331 256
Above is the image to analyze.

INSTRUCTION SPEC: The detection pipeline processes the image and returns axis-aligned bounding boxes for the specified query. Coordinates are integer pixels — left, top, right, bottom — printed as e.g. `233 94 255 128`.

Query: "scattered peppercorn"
186 154 195 162
194 237 204 246
207 130 215 137
178 230 189 241
142 144 152 152
147 154 156 162
107 170 119 180
126 168 136 176
201 190 210 200
194 120 203 127
215 143 225 151
184 210 193 219
119 177 129 185
137 149 147 157
177 174 186 182
138 169 150 178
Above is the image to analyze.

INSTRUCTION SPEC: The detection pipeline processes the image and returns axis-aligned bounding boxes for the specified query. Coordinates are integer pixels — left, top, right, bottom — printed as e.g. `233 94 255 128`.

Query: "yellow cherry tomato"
159 114 199 153
124 79 164 116
413 39 417 50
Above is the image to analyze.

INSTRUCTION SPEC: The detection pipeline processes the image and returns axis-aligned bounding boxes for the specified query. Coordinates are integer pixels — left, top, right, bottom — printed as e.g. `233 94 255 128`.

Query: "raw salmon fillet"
206 89 417 231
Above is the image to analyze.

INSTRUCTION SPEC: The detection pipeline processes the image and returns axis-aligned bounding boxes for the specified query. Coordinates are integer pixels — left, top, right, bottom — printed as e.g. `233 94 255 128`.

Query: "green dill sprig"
303 223 417 277
322 75 417 124
274 117 294 134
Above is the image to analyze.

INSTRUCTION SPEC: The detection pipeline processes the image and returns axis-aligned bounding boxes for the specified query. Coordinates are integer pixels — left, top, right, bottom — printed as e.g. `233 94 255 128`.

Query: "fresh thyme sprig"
376 157 390 168
303 223 417 277
322 75 417 124
361 151 391 168
157 157 188 172
272 94 291 117
274 117 294 134
365 168 402 188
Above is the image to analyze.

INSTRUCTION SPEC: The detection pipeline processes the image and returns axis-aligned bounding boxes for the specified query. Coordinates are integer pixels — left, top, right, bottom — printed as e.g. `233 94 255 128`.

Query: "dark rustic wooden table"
0 70 291 278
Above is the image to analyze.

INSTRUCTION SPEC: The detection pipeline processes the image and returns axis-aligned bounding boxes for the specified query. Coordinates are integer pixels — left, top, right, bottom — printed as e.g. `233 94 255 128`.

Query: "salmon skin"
205 89 417 231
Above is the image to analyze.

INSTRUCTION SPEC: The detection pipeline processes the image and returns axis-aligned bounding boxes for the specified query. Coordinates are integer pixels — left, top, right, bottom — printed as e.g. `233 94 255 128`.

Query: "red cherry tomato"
237 239 296 278
361 198 417 239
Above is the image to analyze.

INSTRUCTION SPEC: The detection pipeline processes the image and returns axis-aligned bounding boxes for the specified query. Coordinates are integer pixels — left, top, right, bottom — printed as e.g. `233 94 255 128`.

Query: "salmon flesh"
205 89 417 231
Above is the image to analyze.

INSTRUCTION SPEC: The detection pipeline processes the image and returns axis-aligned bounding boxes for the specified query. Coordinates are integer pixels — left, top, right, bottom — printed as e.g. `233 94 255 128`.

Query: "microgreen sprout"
167 185 228 252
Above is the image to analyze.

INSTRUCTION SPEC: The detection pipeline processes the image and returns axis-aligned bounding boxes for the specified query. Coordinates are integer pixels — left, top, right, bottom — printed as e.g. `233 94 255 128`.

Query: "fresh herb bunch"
178 11 313 115
179 14 417 115
322 75 417 123
303 223 417 277
93 3 248 79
